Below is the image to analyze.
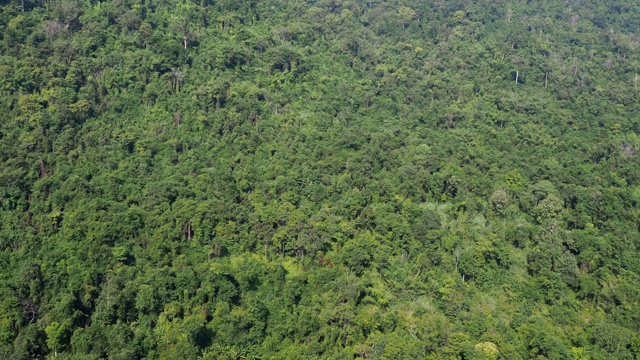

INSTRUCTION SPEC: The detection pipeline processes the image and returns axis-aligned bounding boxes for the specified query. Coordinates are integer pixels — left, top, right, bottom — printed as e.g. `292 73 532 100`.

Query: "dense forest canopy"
1 0 640 358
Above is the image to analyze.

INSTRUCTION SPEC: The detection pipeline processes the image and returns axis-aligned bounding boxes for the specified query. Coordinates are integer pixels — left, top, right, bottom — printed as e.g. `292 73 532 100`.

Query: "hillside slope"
1 0 640 358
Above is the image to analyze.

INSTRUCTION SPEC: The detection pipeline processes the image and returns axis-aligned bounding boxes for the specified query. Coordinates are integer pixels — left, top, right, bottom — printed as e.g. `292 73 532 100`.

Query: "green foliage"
1 0 639 358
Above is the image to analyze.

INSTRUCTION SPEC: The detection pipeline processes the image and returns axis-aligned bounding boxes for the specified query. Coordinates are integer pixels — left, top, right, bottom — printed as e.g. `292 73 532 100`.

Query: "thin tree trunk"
38 160 47 178
545 72 548 88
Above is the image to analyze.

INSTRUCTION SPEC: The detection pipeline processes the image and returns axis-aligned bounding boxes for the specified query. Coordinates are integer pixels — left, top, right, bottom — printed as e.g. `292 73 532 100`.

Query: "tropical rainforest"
1 0 640 358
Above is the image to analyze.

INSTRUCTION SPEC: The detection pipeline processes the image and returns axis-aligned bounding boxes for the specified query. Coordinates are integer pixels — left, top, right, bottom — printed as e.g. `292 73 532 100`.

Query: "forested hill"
1 0 640 358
